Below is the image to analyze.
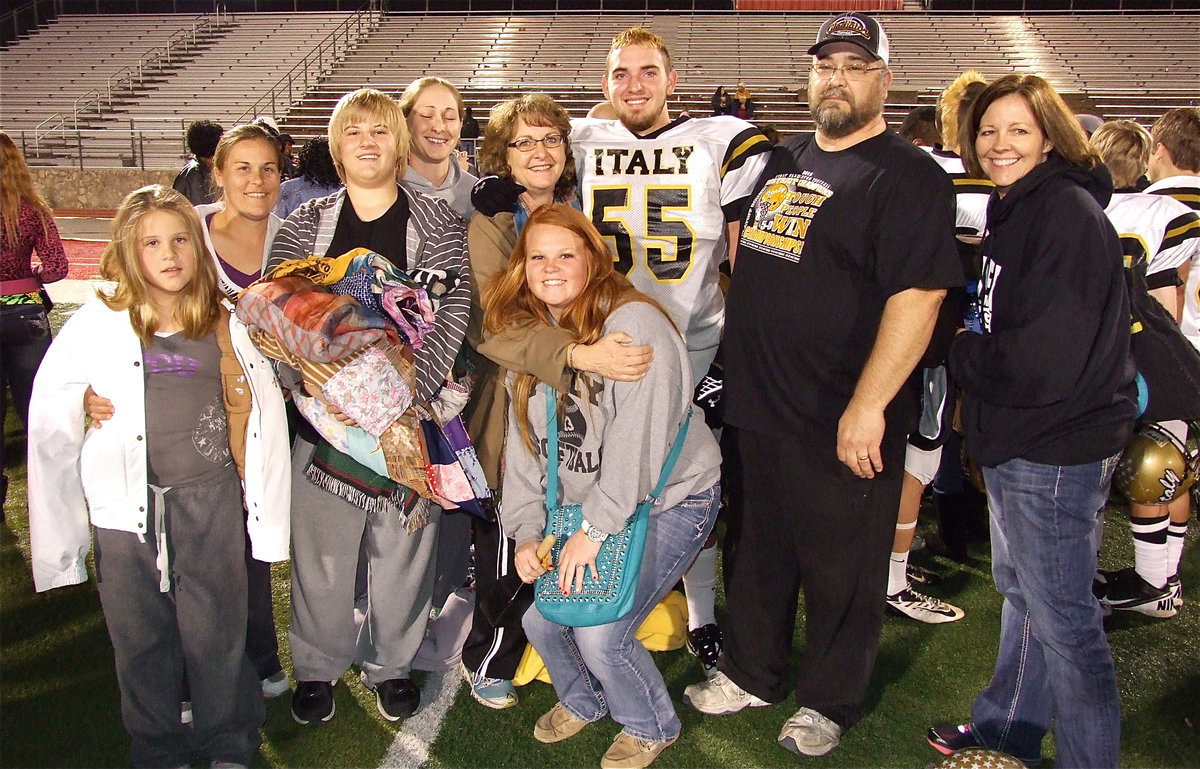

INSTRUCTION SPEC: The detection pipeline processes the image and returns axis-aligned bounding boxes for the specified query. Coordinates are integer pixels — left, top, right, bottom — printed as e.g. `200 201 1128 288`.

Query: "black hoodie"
949 153 1136 467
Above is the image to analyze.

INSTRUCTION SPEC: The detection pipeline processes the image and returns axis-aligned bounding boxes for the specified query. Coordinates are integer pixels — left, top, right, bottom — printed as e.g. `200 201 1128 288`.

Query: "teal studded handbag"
534 384 691 627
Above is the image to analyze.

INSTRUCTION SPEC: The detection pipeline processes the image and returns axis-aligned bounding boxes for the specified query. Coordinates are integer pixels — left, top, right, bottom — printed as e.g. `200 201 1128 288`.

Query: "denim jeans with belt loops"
971 455 1121 769
523 484 720 743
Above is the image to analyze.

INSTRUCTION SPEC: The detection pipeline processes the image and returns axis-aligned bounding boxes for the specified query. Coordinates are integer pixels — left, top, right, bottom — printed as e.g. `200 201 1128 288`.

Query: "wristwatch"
581 519 607 543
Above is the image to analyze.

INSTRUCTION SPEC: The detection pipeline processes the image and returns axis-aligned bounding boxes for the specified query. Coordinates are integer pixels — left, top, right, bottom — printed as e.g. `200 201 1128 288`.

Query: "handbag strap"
544 383 692 513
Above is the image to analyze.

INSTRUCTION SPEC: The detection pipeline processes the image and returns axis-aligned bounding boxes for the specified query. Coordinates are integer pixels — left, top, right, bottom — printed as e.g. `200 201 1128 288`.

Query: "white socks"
1132 513 1170 589
887 552 910 597
683 545 718 630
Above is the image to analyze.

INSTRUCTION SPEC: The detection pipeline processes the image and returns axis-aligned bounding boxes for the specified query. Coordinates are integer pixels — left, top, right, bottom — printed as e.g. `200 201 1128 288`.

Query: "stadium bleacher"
1 7 1196 167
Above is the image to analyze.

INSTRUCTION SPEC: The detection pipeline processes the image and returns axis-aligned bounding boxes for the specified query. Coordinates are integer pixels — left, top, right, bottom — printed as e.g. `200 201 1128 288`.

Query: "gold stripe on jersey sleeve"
1162 213 1200 252
721 132 771 178
952 178 996 194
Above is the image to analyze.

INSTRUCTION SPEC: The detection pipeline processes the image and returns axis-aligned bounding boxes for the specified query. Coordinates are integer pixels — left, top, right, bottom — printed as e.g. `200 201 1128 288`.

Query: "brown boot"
600 731 678 769
533 702 591 744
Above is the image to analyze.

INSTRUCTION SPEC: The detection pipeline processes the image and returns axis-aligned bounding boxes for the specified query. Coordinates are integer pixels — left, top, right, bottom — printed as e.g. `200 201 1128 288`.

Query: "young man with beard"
683 13 962 758
570 27 773 674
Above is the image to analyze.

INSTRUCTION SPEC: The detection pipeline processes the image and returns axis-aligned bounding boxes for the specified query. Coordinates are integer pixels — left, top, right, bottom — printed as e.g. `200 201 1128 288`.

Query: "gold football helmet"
1115 423 1198 505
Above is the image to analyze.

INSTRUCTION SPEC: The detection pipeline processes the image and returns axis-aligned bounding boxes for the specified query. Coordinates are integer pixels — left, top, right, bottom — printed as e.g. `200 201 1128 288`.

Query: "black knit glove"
471 175 526 217
693 353 725 430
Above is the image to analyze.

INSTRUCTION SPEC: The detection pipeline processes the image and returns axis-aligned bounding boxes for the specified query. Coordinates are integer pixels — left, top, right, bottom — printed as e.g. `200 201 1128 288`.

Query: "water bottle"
963 280 982 334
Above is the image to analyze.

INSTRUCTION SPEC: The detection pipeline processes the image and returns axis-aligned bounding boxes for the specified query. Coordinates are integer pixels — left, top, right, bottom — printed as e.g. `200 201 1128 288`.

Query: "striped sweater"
269 185 470 402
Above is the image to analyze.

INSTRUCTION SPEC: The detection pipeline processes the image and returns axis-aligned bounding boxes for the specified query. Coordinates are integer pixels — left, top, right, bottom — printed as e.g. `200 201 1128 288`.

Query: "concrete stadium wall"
32 168 176 211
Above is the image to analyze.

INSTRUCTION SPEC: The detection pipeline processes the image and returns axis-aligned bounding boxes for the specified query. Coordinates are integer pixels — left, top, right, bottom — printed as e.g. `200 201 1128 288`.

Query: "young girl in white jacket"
26 185 291 769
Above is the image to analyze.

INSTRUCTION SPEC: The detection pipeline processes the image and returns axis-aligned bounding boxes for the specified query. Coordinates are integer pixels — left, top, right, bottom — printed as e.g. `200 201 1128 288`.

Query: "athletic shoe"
927 723 981 755
600 731 678 769
533 702 591 744
460 662 517 710
261 669 290 699
906 562 941 587
291 680 336 725
777 707 842 757
1168 573 1183 608
1098 567 1177 618
682 670 770 715
367 677 420 722
180 700 193 725
686 623 723 676
886 587 965 624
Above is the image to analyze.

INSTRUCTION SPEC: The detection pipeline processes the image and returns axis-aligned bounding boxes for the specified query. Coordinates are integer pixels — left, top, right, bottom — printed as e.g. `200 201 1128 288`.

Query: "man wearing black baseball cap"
808 11 890 63
684 11 963 759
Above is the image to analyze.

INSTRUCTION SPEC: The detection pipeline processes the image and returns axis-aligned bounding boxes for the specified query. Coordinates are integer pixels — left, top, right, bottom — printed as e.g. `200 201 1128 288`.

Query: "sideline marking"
379 668 463 768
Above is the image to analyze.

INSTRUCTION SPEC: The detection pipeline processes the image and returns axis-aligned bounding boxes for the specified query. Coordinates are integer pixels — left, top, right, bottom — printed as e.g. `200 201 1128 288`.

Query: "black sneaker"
1098 567 1177 618
369 677 419 722
291 680 336 725
686 623 723 676
1167 573 1183 608
927 723 980 755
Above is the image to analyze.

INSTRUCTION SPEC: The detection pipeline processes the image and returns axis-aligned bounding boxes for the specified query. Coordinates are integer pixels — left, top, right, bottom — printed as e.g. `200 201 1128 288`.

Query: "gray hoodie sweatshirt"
501 301 721 546
402 163 477 221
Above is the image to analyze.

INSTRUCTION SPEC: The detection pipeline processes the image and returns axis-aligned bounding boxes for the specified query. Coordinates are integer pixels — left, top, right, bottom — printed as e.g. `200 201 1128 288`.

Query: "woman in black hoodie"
926 75 1136 769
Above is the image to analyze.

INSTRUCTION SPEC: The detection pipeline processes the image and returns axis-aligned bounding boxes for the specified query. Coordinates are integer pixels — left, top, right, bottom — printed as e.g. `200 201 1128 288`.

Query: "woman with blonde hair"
195 122 285 299
269 87 470 726
28 184 289 768
0 130 68 507
483 204 719 769
86 122 291 700
927 74 1135 768
398 76 476 219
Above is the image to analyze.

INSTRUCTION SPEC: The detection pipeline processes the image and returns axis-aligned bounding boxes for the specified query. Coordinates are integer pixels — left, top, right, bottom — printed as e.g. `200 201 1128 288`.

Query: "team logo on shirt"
536 385 603 474
742 173 832 263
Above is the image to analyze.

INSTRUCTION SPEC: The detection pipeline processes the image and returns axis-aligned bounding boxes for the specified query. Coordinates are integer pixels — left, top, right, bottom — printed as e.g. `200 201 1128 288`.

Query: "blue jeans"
971 456 1121 769
523 484 719 743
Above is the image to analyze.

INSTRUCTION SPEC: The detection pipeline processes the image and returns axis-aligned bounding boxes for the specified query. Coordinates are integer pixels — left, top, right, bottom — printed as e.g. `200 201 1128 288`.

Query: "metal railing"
234 0 382 125
1 0 61 45
30 6 231 156
20 119 192 170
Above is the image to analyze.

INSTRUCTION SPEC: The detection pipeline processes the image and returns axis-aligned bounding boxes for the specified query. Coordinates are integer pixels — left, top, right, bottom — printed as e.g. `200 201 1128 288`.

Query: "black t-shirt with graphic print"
723 130 963 447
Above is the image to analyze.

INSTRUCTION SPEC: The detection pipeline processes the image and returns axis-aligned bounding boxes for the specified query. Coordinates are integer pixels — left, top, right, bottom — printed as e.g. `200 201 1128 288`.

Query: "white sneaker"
261 669 291 699
886 587 965 624
777 707 842 757
682 671 770 715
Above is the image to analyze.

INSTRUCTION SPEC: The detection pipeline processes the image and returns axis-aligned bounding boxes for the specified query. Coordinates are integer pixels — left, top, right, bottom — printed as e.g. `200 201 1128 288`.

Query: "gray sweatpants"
94 464 263 768
288 437 440 686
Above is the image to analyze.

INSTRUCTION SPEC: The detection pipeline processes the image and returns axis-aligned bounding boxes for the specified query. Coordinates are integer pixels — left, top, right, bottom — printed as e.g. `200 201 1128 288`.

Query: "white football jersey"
571 115 771 361
1104 192 1200 276
926 147 992 240
1145 176 1200 349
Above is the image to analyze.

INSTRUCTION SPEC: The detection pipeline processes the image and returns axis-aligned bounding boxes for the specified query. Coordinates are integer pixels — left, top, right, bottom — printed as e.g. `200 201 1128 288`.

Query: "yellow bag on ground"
513 590 689 686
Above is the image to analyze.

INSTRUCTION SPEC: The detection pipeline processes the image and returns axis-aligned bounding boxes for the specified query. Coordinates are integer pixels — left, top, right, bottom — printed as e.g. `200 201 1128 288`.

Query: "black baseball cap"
808 13 890 65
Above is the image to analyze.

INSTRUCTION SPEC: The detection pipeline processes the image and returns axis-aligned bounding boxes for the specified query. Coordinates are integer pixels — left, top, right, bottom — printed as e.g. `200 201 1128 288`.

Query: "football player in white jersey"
883 72 993 625
1147 108 1200 345
572 27 771 383
1093 118 1199 616
571 27 772 675
1094 111 1200 616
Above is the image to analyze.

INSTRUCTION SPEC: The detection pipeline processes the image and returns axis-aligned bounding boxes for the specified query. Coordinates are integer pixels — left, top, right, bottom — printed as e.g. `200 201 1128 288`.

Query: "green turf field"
3 303 1198 768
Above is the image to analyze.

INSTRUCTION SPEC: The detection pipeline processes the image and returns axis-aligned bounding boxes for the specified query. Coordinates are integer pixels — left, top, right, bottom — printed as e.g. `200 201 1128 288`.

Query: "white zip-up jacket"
27 296 292 592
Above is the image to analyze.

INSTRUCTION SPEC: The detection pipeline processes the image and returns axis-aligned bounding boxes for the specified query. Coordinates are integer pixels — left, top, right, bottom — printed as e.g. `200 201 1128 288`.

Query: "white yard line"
379 669 463 769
